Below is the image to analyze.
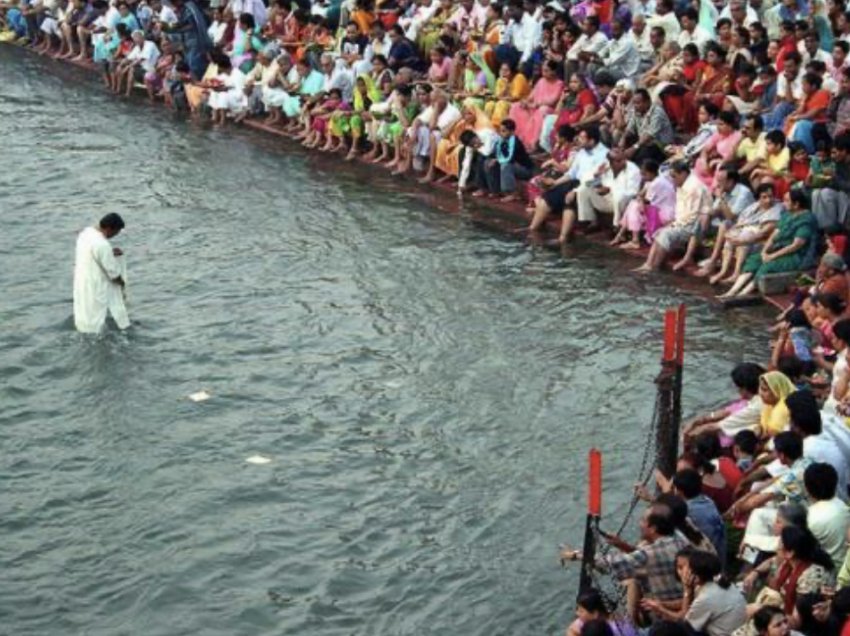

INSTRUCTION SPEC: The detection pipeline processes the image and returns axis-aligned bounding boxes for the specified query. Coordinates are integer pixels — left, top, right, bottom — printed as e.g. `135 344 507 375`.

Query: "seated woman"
303 88 347 149
327 74 382 158
143 37 176 102
185 49 226 115
226 12 262 73
613 160 677 249
458 52 495 111
693 111 743 188
748 526 835 620
664 101 719 163
279 58 325 130
708 183 783 286
262 53 299 126
786 71 831 154
426 44 453 84
539 72 597 154
658 44 705 133
484 62 530 127
642 41 683 91
508 60 564 152
720 189 818 300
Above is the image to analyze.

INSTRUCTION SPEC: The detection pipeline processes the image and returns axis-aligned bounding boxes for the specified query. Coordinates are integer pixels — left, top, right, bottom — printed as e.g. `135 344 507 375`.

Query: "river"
0 46 771 636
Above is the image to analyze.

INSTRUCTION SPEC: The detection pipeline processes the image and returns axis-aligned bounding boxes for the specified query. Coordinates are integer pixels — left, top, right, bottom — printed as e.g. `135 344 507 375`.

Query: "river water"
0 46 770 636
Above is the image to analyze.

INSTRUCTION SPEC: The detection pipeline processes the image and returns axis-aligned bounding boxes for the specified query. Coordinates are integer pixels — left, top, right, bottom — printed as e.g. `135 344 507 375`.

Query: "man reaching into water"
73 213 130 334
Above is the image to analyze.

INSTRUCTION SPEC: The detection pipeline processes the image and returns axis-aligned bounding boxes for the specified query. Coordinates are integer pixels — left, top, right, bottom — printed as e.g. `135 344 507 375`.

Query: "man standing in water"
73 213 130 334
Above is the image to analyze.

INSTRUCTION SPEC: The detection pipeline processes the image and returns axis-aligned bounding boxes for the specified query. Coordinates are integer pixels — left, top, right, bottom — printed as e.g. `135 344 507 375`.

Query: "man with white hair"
395 89 461 177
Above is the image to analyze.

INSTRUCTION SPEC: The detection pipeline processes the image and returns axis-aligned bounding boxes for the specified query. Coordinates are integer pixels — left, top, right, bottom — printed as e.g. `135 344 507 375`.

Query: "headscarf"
470 52 495 92
353 73 382 111
760 371 797 436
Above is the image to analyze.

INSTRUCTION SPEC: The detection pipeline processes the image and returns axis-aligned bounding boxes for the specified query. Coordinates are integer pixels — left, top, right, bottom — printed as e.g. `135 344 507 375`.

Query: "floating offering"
246 455 271 465
188 390 211 402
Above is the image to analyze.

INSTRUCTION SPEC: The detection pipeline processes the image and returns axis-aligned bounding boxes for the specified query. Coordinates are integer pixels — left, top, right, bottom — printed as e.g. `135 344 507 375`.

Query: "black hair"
777 355 806 380
584 125 601 144
784 50 803 66
833 587 850 620
836 133 850 153
683 43 700 58
774 431 804 462
672 468 702 499
815 138 833 153
803 71 823 90
646 501 676 537
459 130 478 146
99 213 125 231
720 163 740 183
641 159 660 176
576 589 609 615
766 129 786 146
786 390 822 436
655 494 704 544
580 619 613 636
814 292 847 316
681 7 698 21
557 124 576 141
755 182 774 197
717 17 732 29
648 621 689 636
834 318 850 346
390 24 404 36
734 430 758 455
788 188 810 210
584 15 600 29
670 160 690 175
687 550 728 587
694 431 722 462
804 462 838 501
837 41 850 55
634 88 651 103
372 53 388 67
238 12 255 30
753 606 785 634
781 524 834 570
699 100 720 118
501 118 517 132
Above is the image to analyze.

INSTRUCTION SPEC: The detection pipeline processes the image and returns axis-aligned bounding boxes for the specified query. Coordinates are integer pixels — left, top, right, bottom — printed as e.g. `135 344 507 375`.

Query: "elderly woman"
261 53 297 125
508 60 564 151
720 189 819 300
326 74 382 157
426 105 494 184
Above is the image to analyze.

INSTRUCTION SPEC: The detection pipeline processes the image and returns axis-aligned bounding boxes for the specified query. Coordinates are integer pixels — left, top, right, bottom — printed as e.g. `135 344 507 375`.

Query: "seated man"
634 161 712 272
621 88 675 164
812 132 850 229
560 147 641 242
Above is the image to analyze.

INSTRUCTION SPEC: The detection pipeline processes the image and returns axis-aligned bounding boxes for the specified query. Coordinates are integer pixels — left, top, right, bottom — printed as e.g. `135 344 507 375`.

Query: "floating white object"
188 390 211 402
246 455 271 465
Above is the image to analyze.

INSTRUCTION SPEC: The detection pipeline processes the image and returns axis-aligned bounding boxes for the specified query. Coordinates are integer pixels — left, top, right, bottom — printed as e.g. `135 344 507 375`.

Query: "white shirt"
719 396 763 436
567 143 610 181
825 354 849 414
158 4 177 24
566 30 609 62
602 161 642 199
73 227 129 334
599 35 640 79
677 26 713 56
127 40 160 73
514 10 543 64
646 11 680 41
777 71 804 101
809 498 850 568
720 2 759 26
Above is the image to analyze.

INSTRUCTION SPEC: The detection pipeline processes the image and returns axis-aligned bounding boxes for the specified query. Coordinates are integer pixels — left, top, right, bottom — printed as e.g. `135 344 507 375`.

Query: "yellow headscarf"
760 371 798 436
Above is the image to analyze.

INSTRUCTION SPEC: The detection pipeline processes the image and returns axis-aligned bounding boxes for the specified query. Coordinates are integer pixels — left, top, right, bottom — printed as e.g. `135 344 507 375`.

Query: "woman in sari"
459 52 495 110
226 13 262 73
328 74 382 158
673 42 735 135
694 111 743 188
787 72 831 153
508 60 564 151
539 73 597 153
427 104 494 183
262 53 298 125
659 43 704 132
757 371 798 436
720 190 820 302
485 62 530 126
280 58 325 128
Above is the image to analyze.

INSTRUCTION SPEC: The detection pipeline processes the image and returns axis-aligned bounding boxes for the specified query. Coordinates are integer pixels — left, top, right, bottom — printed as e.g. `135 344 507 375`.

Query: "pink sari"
694 130 743 187
620 174 677 242
509 77 564 150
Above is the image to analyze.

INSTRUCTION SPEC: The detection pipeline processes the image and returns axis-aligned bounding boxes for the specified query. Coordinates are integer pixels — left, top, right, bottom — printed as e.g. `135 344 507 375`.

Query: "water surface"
0 46 770 636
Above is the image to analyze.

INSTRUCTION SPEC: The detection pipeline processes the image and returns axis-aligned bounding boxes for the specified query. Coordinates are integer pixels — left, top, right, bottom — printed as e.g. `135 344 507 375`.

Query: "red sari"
548 88 597 146
661 60 705 133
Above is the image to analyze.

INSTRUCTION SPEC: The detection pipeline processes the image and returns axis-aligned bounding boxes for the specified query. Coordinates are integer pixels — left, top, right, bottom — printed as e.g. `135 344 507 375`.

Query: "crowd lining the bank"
12 0 850 632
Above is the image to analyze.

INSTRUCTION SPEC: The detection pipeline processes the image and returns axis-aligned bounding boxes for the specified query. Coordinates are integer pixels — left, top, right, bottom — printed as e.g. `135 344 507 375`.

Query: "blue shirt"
687 495 726 559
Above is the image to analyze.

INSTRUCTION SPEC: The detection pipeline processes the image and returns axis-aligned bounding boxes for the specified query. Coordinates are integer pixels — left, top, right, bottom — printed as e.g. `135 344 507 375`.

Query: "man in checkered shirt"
598 503 690 603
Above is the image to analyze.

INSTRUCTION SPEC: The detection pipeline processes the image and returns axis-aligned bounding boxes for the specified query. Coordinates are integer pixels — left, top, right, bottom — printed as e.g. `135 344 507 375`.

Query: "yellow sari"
433 106 493 177
186 63 219 111
485 72 530 126
760 371 798 436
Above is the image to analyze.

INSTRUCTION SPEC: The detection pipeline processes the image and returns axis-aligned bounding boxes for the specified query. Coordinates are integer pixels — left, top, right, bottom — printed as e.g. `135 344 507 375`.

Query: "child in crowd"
750 130 789 189
614 160 677 249
771 308 815 375
474 118 534 202
808 139 836 189
732 430 758 472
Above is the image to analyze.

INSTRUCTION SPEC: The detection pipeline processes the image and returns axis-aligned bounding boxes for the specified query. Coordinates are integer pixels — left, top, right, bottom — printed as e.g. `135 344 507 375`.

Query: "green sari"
460 53 496 110
743 210 817 276
329 74 382 138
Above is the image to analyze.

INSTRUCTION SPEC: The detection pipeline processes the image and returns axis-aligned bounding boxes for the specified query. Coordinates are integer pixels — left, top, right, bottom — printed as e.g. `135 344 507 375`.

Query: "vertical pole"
578 449 602 598
673 304 687 439
655 309 678 482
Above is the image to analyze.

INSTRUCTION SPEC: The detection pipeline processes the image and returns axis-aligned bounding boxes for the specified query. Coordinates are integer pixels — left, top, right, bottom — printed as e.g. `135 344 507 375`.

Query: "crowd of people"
558 281 850 636
9 0 850 633
6 0 850 296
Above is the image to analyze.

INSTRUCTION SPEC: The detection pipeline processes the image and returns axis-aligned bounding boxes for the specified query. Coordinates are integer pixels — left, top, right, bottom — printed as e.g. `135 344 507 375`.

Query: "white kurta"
73 227 130 334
